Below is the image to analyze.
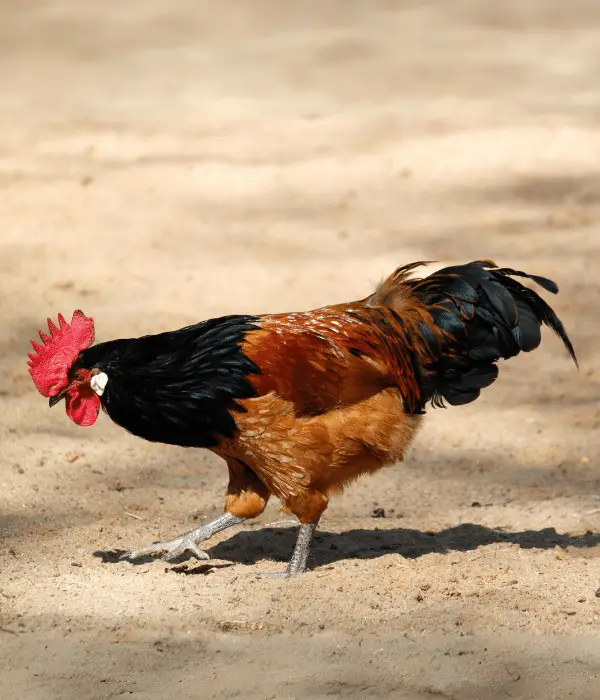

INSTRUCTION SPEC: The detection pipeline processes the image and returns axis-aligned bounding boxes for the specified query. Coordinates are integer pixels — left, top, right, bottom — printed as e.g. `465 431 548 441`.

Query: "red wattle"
65 384 101 426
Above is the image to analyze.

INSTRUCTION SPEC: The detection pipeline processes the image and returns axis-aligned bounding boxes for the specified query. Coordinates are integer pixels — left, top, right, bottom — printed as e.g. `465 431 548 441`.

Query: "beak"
49 391 67 408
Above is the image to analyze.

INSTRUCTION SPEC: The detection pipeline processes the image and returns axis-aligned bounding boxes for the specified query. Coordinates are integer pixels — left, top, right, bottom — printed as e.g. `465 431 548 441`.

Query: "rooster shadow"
95 522 600 572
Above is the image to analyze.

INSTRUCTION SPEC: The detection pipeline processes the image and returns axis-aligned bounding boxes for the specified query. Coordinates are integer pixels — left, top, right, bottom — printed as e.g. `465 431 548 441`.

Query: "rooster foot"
121 513 245 563
123 533 210 562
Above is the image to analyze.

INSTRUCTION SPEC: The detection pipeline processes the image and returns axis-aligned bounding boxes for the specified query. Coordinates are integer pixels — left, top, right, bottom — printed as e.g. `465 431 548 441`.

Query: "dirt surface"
1 1 600 698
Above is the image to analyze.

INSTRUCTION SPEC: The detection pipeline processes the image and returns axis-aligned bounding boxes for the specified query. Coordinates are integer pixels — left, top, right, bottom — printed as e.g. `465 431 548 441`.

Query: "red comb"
28 310 95 397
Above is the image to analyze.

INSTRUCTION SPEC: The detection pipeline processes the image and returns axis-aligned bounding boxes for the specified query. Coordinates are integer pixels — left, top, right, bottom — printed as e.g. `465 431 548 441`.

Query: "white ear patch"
90 372 109 397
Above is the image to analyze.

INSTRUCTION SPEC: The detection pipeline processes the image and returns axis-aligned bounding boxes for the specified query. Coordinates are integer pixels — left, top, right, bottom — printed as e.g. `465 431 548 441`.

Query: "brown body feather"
213 303 435 524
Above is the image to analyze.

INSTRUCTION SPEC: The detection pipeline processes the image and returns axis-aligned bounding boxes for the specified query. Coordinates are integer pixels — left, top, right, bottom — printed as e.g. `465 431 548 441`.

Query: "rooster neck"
75 315 261 448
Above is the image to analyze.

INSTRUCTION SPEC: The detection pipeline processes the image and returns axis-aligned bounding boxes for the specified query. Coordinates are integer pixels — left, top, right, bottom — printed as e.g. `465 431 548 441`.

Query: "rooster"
28 261 577 576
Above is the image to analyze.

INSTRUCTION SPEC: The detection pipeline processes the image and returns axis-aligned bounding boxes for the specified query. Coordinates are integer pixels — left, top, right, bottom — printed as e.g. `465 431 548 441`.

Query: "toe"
162 547 184 562
123 548 148 561
189 544 210 560
162 542 210 562
124 543 168 560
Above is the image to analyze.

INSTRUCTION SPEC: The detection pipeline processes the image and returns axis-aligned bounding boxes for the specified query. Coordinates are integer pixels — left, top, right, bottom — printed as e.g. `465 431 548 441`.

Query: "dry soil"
1 2 600 699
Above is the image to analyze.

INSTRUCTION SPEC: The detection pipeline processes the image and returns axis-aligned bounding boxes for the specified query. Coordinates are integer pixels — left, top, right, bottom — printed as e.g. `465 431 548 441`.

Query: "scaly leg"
264 522 320 578
123 512 244 562
287 522 317 576
123 458 270 563
266 490 327 577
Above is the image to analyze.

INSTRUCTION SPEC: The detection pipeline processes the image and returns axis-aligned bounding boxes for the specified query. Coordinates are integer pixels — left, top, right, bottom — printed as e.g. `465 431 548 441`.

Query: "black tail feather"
406 261 578 408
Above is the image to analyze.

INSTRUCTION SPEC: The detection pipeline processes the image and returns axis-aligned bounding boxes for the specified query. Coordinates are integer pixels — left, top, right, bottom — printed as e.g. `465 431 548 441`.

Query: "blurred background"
1 2 599 699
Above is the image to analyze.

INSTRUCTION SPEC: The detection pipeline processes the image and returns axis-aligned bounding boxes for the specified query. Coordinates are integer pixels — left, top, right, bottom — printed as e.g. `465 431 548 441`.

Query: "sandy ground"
1 1 600 698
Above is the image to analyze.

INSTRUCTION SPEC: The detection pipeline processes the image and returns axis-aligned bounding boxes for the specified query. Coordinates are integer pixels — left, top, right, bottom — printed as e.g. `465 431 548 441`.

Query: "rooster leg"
262 521 319 578
287 522 318 576
123 512 245 562
123 458 269 564
264 491 327 577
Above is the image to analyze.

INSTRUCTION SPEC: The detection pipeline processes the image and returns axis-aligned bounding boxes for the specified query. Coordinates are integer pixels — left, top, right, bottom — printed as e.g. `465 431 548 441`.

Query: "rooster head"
27 310 101 426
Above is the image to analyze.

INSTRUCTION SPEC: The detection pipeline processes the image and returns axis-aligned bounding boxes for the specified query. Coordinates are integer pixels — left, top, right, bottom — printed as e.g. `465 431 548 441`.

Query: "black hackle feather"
71 315 261 448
